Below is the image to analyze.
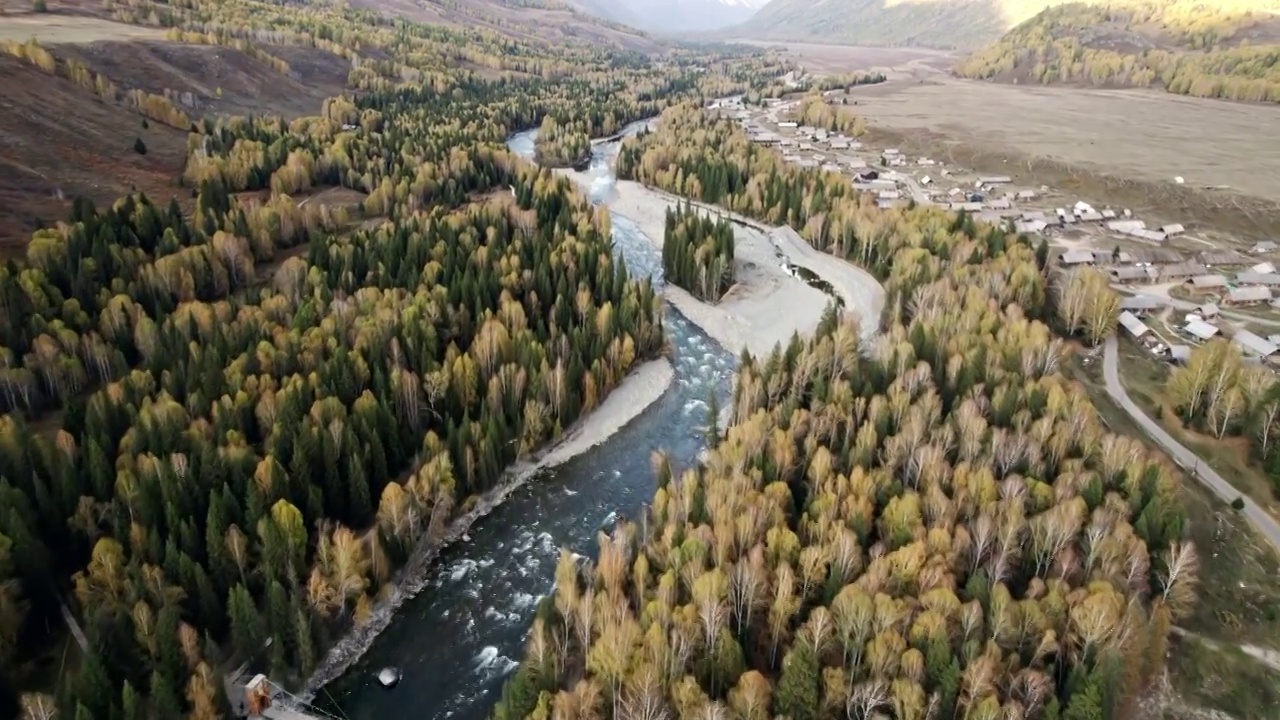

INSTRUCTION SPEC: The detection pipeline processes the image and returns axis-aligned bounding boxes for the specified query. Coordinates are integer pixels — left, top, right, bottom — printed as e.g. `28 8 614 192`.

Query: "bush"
33 0 47 12
1232 497 1246 511
133 137 147 155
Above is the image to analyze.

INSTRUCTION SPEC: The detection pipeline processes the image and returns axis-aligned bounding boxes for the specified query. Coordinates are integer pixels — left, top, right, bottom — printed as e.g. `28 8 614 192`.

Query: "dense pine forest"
661 203 736 303
0 0 793 715
492 103 1189 720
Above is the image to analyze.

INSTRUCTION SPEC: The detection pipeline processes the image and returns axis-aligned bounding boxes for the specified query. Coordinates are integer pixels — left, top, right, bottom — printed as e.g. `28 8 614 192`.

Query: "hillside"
728 0 1087 49
958 0 1280 102
0 13 354 256
0 0 668 256
344 0 665 53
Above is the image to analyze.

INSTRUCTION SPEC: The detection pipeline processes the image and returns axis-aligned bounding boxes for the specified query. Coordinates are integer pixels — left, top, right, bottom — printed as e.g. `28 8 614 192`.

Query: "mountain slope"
729 0 1085 49
958 1 1280 102
570 0 769 33
0 0 671 255
345 0 666 53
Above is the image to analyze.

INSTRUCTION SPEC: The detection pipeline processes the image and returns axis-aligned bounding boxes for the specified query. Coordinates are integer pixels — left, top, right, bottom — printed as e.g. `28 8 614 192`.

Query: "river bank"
300 357 674 702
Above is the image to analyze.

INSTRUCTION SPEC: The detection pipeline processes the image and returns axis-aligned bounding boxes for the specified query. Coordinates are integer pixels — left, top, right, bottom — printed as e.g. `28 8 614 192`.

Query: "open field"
852 77 1280 200
0 15 165 43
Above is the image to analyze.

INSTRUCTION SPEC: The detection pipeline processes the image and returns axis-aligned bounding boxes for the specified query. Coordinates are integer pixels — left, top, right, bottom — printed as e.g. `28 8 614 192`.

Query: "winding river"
321 122 739 720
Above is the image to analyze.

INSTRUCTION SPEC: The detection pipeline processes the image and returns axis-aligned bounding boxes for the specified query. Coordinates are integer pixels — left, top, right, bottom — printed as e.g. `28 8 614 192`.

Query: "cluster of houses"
747 121 866 170
1065 245 1280 309
1098 242 1280 364
1009 201 1173 238
1118 294 1280 363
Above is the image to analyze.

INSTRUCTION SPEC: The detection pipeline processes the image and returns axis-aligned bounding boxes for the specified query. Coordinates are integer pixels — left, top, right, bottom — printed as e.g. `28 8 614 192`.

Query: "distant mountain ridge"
727 0 1090 49
571 0 771 33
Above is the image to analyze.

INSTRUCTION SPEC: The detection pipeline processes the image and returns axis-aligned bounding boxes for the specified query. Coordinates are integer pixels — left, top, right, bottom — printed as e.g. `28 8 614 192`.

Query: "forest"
789 95 866 136
493 102 1191 720
534 116 594 170
957 0 1280 103
1166 338 1280 494
0 0 795 715
1051 268 1121 348
661 202 736 303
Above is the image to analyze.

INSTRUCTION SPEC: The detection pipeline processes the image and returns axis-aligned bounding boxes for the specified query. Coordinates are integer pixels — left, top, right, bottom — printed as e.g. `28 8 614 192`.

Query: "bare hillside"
0 53 187 256
0 12 353 255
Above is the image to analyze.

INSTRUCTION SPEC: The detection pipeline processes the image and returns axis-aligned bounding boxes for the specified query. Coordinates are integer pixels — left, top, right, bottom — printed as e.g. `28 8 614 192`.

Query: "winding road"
1102 335 1280 552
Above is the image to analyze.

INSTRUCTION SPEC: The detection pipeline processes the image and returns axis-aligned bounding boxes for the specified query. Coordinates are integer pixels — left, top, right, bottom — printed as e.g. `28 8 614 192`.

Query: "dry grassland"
854 77 1280 200
0 15 166 44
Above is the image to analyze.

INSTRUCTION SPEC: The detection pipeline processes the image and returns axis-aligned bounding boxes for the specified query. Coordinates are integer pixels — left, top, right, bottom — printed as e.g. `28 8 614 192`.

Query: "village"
708 93 1280 369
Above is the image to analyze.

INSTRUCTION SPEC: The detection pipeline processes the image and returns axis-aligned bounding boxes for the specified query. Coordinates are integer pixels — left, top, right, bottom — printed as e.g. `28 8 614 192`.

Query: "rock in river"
378 667 401 688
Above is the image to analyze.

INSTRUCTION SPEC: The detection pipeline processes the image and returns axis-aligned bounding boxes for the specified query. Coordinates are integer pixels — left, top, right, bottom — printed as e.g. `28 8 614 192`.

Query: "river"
319 121 738 720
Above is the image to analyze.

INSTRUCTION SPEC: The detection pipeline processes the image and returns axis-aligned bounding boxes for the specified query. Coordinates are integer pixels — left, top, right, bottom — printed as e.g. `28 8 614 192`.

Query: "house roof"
1060 249 1095 265
1200 250 1251 266
1236 271 1280 286
1233 329 1279 357
1120 295 1161 311
1188 275 1228 288
1168 345 1193 361
1118 311 1151 338
1112 266 1156 281
1198 303 1219 315
1161 262 1208 278
1227 286 1272 303
1184 320 1221 340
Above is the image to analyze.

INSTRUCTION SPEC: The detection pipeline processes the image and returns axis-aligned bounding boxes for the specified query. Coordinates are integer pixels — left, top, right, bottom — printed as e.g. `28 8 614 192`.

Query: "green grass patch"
1167 636 1280 720
1114 338 1280 517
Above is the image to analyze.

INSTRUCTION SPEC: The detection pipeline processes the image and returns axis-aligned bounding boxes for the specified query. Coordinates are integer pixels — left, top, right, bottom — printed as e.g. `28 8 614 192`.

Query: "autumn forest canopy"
0 0 1206 718
485 103 1192 720
958 0 1280 102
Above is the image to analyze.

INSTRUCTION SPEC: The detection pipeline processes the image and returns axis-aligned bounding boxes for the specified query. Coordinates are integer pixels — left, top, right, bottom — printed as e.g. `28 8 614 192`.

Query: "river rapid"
321 121 739 720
